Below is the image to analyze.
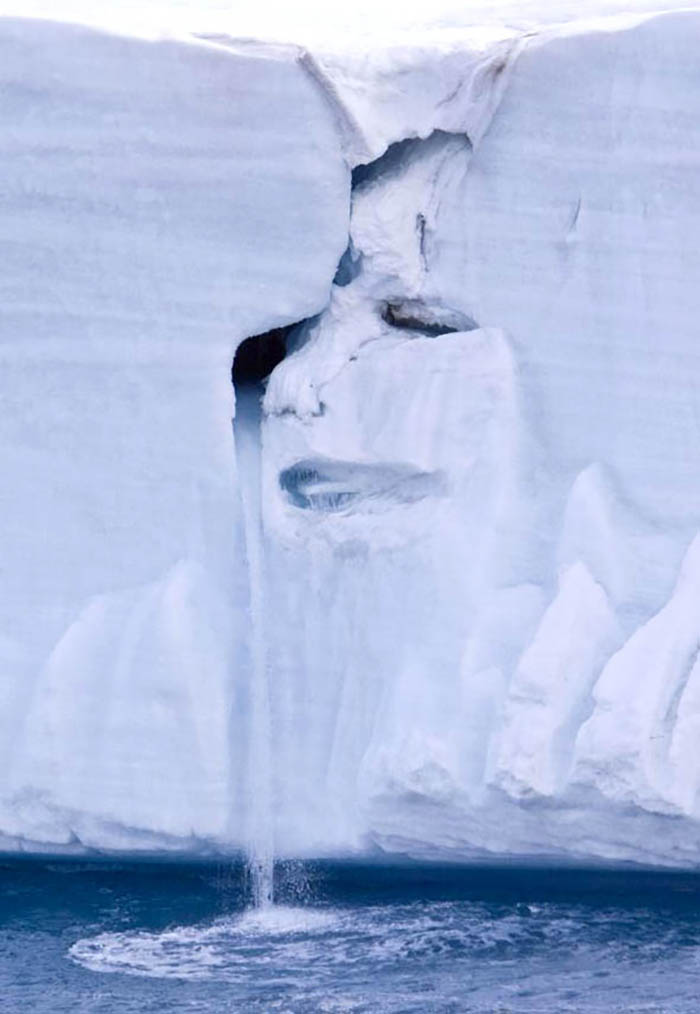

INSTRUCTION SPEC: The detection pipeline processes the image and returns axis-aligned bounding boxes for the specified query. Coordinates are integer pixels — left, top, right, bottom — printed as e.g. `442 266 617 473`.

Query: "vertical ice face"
0 18 349 849
572 535 700 815
494 563 622 799
263 112 531 852
443 12 700 532
2 8 700 867
260 10 700 866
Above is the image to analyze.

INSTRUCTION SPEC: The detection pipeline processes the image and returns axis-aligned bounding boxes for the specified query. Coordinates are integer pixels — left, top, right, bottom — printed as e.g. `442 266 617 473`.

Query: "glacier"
1 4 700 868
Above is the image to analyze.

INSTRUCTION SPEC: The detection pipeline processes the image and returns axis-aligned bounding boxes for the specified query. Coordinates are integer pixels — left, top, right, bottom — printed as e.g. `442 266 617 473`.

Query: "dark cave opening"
231 326 291 388
351 129 469 189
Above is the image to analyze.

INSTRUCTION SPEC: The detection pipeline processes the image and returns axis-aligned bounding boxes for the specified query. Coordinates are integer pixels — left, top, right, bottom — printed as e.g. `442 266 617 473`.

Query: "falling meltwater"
233 382 274 908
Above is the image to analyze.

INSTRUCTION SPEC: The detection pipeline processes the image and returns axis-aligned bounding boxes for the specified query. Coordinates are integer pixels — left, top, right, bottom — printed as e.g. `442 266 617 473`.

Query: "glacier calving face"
2 8 700 867
264 8 700 866
0 17 348 851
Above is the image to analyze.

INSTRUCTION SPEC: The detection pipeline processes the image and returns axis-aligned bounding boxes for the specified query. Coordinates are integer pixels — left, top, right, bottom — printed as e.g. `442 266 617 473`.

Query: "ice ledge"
298 33 522 166
184 29 521 167
3 7 689 174
216 8 700 168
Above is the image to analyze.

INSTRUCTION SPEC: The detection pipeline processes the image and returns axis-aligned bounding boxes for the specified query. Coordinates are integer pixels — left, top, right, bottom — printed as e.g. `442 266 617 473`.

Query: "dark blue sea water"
1 857 700 1012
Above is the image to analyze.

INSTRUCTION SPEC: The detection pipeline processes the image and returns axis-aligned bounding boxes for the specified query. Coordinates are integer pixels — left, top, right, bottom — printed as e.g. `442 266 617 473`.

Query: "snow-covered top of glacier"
6 0 697 169
4 0 700 46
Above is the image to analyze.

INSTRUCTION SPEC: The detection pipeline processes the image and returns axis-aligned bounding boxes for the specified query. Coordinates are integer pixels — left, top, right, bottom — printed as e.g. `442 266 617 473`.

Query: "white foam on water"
68 905 339 980
66 893 700 1014
233 904 337 935
69 923 229 980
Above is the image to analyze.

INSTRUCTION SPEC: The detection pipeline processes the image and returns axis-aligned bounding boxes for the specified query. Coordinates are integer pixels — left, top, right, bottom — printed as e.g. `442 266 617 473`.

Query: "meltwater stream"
233 383 274 908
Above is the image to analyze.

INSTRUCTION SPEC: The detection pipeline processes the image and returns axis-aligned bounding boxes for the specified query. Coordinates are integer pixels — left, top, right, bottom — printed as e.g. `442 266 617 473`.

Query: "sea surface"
1 857 700 1012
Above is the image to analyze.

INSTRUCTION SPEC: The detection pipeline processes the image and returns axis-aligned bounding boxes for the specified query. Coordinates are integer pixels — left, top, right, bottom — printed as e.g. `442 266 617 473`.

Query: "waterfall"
233 382 274 909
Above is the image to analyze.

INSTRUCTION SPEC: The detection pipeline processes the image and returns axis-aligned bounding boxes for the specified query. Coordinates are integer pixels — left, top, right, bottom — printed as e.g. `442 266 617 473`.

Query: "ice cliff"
2 6 700 868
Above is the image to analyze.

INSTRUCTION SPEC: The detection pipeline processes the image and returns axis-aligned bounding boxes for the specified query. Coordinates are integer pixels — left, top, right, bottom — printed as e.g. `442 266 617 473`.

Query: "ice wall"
263 9 700 866
2 8 700 867
0 17 348 851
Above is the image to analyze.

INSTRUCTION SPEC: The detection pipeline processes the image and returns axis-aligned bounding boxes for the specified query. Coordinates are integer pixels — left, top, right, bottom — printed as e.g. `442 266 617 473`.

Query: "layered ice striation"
1 7 700 868
0 16 349 852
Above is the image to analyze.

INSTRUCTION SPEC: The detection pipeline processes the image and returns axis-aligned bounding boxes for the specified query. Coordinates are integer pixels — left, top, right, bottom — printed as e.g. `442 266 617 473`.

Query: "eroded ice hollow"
2 8 700 868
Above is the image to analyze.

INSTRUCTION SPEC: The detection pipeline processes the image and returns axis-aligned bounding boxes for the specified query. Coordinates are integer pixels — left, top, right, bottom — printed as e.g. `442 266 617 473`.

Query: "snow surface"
2 5 700 867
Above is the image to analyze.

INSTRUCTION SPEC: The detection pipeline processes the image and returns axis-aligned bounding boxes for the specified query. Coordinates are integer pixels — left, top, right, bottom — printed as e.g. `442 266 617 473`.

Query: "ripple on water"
66 898 700 1013
67 901 574 982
